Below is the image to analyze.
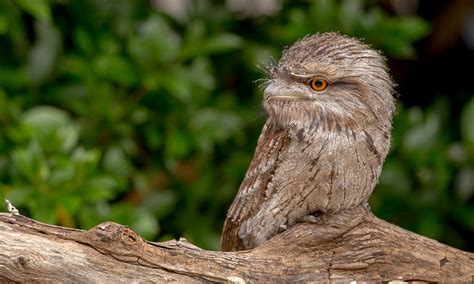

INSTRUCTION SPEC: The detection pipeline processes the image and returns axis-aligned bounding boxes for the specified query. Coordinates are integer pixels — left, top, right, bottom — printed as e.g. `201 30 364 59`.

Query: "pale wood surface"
1 206 472 282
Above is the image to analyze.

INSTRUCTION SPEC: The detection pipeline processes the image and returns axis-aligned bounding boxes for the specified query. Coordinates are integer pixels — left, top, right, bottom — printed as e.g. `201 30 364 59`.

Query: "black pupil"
314 80 323 87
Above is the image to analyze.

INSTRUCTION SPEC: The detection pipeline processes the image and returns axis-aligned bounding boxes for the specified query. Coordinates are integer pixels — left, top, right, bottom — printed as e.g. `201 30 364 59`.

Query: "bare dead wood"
1 206 473 282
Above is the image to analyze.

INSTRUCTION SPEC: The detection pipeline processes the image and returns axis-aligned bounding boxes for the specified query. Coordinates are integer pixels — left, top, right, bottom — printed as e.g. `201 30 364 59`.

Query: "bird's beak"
264 81 307 101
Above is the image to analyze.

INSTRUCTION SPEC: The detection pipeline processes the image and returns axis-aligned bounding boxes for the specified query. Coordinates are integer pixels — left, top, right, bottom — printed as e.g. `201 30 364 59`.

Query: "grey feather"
221 32 396 251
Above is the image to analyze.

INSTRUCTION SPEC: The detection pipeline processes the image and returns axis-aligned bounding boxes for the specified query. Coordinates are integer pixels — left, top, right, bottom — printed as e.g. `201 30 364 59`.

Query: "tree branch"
1 205 472 282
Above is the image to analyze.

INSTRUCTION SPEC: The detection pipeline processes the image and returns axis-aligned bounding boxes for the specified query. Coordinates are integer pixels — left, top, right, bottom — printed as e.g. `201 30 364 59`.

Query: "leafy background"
0 0 472 251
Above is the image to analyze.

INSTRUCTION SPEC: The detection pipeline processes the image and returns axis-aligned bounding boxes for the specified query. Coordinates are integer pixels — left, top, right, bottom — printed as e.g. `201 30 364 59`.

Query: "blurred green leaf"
16 0 51 22
190 109 243 153
21 105 79 153
26 21 61 85
417 213 443 240
165 128 192 161
461 97 474 148
127 16 180 66
103 146 132 177
93 54 138 87
71 147 100 166
0 13 8 34
0 67 28 88
455 167 474 200
83 176 118 201
183 33 243 57
22 106 69 128
11 142 48 182
402 106 441 153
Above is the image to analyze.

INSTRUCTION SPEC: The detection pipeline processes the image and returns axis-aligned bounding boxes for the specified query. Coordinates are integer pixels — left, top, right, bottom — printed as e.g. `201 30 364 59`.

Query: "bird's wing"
221 121 289 251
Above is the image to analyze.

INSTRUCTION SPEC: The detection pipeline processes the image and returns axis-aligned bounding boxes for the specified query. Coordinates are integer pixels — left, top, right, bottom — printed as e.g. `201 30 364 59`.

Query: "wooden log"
1 205 472 282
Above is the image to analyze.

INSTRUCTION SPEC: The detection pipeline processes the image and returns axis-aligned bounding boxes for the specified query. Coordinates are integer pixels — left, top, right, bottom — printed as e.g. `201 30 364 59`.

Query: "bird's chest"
283 130 348 167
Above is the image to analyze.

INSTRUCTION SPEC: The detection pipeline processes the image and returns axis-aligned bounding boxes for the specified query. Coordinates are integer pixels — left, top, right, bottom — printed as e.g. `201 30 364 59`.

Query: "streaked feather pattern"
221 33 396 251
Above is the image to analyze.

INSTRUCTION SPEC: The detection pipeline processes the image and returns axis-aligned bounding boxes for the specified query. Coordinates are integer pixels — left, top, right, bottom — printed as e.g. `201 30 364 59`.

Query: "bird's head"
263 32 396 133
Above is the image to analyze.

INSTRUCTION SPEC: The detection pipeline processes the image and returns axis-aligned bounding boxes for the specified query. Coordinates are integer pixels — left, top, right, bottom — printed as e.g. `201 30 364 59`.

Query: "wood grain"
1 206 472 282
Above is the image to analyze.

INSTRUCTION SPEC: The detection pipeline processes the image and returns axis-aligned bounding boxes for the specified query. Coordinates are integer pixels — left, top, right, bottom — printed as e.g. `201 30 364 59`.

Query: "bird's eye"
308 78 328 92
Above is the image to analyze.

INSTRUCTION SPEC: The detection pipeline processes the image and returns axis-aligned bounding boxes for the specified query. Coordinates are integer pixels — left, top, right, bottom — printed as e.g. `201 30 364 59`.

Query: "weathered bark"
1 206 473 282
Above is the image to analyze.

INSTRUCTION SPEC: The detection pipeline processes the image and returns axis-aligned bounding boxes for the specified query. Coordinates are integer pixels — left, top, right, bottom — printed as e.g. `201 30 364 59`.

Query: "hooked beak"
264 81 308 101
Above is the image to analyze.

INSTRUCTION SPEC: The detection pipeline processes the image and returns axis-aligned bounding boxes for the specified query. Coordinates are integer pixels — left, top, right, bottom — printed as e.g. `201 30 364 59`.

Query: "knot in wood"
87 222 145 257
122 227 139 244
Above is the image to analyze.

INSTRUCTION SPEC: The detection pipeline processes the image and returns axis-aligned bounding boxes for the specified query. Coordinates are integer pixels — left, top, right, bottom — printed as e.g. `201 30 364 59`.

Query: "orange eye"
308 78 328 91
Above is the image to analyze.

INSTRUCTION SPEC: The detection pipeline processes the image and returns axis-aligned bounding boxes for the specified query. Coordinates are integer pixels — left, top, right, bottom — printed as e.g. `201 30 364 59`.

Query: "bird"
221 32 396 251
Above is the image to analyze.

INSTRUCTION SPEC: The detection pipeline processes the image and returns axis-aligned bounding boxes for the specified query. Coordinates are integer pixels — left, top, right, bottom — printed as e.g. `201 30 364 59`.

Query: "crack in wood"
1 207 473 282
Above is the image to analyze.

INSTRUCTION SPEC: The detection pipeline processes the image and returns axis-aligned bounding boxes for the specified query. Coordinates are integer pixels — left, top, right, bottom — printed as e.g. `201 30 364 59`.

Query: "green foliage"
265 0 429 58
372 100 474 248
0 0 470 250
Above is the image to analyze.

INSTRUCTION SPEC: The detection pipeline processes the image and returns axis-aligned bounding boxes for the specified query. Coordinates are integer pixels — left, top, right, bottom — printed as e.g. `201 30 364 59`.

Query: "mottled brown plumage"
221 32 396 251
